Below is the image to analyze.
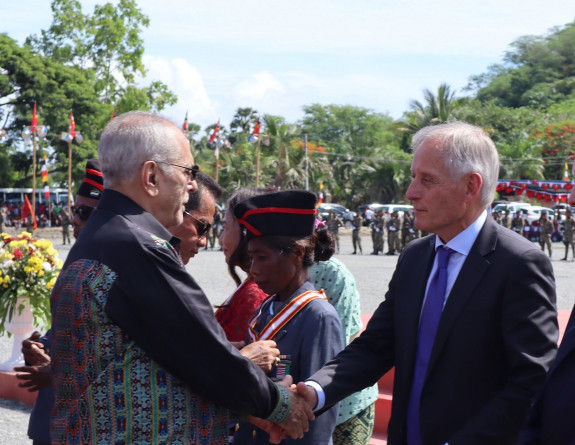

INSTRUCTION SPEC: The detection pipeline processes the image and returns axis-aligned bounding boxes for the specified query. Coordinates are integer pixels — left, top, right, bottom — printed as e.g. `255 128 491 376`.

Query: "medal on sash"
269 354 292 382
248 290 327 343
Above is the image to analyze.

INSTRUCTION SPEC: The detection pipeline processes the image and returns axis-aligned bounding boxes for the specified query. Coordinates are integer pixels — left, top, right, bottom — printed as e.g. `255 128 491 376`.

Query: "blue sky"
4 0 575 132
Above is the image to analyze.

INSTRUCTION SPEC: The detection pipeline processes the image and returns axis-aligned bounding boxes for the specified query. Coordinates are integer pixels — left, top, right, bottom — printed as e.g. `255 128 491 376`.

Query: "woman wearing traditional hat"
232 190 344 445
216 187 272 343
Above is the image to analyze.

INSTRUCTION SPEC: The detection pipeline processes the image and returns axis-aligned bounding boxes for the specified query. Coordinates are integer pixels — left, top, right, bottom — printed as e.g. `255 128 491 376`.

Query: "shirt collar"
434 209 487 256
97 189 181 248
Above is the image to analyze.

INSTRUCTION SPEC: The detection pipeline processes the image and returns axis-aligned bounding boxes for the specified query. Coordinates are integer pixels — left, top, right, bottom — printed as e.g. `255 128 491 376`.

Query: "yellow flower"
46 277 56 290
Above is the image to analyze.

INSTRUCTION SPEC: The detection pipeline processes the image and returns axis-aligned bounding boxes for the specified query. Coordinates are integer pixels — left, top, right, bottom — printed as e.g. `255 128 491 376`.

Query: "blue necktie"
406 246 454 445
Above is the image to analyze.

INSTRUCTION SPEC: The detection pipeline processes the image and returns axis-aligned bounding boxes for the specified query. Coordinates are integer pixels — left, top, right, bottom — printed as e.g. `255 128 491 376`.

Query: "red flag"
182 111 188 132
70 111 76 139
111 106 116 121
31 102 38 132
209 120 220 143
41 155 50 198
22 195 38 231
253 118 261 136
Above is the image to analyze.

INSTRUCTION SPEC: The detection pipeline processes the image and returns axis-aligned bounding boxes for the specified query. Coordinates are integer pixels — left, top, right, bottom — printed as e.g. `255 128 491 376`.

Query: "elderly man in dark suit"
298 121 558 445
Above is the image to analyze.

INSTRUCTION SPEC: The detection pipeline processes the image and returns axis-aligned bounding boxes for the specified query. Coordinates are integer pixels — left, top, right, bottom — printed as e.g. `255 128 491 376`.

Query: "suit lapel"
426 217 497 375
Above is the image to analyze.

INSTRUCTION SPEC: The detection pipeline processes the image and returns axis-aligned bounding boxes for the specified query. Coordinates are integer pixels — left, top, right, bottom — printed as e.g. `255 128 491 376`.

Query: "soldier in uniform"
326 209 343 254
351 212 363 255
511 211 525 237
385 211 401 255
561 208 575 261
60 209 71 245
538 212 554 257
371 210 384 255
492 210 501 225
500 210 511 229
401 211 416 249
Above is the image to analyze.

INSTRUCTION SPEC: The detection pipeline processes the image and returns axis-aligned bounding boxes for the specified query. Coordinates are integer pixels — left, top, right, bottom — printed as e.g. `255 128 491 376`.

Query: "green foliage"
26 0 150 101
474 20 575 109
0 0 176 192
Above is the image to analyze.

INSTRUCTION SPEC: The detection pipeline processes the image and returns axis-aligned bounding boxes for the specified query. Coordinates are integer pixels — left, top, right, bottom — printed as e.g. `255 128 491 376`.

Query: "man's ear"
142 161 160 197
465 172 483 203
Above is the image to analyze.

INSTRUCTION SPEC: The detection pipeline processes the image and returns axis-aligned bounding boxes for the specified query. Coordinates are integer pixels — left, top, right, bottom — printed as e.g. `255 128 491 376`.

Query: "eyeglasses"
71 205 95 221
184 210 211 240
156 161 200 181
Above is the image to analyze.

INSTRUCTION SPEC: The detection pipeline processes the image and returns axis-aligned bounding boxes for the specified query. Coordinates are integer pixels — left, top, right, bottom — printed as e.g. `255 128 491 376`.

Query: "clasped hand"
14 331 52 392
248 375 317 444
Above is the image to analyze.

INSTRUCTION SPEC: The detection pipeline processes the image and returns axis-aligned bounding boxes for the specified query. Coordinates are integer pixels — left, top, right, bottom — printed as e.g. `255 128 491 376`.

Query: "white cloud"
231 72 285 102
142 55 217 125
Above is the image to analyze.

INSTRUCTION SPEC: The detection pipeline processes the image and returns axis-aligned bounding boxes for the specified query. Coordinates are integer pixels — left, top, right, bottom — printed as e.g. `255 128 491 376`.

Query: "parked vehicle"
523 206 556 224
379 204 414 216
317 203 355 227
492 202 532 215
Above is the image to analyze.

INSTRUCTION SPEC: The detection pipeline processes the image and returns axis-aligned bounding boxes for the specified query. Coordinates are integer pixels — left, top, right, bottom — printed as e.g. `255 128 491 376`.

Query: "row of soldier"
324 208 425 256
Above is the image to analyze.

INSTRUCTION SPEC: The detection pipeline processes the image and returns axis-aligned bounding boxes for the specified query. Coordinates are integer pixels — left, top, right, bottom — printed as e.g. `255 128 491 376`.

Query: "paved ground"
1 227 574 443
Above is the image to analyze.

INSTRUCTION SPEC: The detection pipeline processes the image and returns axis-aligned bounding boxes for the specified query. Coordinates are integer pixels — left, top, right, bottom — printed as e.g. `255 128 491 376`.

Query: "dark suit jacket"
309 217 558 445
518 308 575 445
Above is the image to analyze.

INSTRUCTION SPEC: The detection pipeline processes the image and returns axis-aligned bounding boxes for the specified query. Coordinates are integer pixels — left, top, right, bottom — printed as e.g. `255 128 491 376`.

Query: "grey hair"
411 122 499 207
98 111 185 187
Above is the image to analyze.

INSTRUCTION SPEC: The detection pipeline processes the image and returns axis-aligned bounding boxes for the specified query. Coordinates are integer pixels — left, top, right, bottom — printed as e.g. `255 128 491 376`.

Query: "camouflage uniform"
351 214 363 254
500 211 511 229
371 213 384 255
386 213 401 255
61 210 71 245
511 213 525 237
326 211 343 254
538 217 554 257
562 213 575 260
492 211 501 225
401 213 416 249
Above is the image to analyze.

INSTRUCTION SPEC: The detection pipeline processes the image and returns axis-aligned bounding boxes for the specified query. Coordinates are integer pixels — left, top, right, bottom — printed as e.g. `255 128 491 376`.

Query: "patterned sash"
248 290 327 342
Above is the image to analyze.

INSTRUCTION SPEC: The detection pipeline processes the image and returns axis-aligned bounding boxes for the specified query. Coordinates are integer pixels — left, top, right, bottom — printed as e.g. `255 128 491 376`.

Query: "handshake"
248 375 320 444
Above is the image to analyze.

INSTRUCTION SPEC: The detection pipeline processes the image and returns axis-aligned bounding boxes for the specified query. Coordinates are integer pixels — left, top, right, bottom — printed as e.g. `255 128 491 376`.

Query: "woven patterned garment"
50 259 229 444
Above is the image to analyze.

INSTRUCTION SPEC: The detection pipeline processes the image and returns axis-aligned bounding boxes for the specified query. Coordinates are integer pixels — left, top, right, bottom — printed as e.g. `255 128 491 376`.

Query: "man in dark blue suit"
517 171 575 445
298 122 559 445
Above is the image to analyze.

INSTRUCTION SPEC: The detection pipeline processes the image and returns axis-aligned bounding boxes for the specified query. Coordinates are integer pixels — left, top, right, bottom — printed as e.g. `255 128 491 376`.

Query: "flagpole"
31 132 37 230
255 137 262 187
215 150 219 182
67 140 72 211
304 134 309 191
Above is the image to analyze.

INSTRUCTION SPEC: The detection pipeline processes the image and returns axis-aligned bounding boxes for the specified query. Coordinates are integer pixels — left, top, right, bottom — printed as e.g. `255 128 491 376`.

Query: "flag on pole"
318 183 324 206
31 102 38 132
182 111 188 132
249 118 261 143
41 155 50 198
70 111 76 139
253 118 261 136
209 120 220 143
111 106 116 121
565 162 569 181
22 195 38 231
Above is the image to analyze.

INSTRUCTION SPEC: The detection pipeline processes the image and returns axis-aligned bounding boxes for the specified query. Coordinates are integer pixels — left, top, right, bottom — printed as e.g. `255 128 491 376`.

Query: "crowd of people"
10 113 575 445
0 201 73 232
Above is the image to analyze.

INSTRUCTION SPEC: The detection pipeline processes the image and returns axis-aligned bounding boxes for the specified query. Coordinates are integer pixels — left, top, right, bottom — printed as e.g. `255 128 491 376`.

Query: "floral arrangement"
0 231 63 335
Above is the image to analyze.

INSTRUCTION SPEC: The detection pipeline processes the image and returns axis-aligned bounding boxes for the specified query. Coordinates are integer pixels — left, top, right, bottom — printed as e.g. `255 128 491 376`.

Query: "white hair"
411 122 500 207
98 111 184 188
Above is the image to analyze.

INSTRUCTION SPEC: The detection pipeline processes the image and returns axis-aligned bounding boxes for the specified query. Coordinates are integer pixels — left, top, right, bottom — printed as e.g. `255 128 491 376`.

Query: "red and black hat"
76 159 104 200
234 190 317 240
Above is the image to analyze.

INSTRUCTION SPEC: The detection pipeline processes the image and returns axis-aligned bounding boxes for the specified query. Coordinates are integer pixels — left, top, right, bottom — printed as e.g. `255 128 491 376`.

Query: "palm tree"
262 114 300 188
404 83 458 133
498 139 545 180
